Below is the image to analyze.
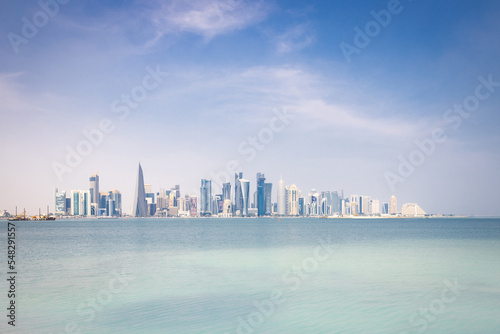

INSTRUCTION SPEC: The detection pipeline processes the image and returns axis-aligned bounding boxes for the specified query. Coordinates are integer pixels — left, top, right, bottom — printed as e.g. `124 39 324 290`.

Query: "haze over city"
1 0 500 216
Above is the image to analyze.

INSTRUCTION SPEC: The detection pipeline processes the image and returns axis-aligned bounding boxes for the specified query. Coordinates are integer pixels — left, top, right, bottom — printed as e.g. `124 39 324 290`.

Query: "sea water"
1 218 499 333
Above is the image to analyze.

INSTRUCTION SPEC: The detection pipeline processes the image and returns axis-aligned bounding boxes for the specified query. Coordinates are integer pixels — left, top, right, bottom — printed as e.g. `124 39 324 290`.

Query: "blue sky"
1 0 499 216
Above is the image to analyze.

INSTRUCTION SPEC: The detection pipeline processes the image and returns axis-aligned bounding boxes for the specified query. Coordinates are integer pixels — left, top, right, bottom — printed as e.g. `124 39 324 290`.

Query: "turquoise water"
1 218 499 333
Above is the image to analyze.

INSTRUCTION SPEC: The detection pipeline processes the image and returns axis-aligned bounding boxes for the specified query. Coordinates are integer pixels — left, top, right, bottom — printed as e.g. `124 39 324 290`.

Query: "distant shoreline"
4 215 499 221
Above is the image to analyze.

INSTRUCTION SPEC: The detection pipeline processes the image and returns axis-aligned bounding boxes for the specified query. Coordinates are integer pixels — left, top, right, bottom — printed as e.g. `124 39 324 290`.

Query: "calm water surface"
1 218 499 333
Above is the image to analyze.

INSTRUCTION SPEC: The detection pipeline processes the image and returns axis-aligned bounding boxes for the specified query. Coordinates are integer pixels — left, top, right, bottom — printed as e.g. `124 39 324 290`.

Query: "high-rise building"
331 191 340 214
200 179 212 216
234 172 243 215
264 183 272 215
287 184 300 216
70 190 91 216
390 195 398 215
89 172 99 216
174 185 180 200
189 196 198 216
360 196 371 215
349 195 359 215
320 191 332 216
168 191 176 208
371 199 380 215
382 202 389 214
157 189 169 211
309 191 319 216
213 194 223 215
132 163 148 217
177 195 188 213
341 198 348 215
285 186 290 215
298 197 305 216
65 197 71 215
240 178 250 216
257 172 266 216
277 177 286 215
222 182 231 201
100 192 109 215
108 190 122 216
146 188 155 216
54 188 66 216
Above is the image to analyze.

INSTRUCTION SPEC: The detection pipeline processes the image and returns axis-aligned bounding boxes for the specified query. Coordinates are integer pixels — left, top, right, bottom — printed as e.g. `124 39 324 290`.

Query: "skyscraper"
189 196 198 217
371 199 380 215
298 197 305 216
240 178 250 216
145 186 155 216
360 196 371 215
70 190 91 216
89 172 99 216
264 182 272 215
309 191 319 216
200 179 212 216
257 172 266 216
213 194 223 215
223 182 231 201
234 172 243 215
54 188 66 216
108 190 122 216
390 195 398 215
287 184 300 216
277 177 286 215
174 185 180 200
132 163 148 217
331 191 340 214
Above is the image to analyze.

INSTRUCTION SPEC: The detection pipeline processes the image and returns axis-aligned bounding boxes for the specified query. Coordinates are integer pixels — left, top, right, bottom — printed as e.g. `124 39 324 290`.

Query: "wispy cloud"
147 64 428 139
290 99 422 138
145 0 271 44
270 23 315 54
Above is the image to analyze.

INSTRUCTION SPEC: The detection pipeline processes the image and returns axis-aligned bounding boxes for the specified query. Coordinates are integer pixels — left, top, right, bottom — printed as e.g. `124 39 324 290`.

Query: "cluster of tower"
131 164 403 218
54 172 122 217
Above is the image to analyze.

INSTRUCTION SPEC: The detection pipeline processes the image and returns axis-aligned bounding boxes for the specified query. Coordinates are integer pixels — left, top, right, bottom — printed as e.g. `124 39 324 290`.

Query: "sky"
1 0 499 216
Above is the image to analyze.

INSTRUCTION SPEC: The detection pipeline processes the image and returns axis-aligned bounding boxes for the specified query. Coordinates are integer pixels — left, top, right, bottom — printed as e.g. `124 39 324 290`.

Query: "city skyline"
1 1 500 216
0 159 494 217
43 165 427 218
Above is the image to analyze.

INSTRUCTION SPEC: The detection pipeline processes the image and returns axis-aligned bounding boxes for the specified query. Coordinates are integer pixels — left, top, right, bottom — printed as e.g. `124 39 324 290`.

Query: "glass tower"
89 172 99 215
234 172 243 215
240 179 250 216
132 163 148 217
200 179 212 216
256 172 266 216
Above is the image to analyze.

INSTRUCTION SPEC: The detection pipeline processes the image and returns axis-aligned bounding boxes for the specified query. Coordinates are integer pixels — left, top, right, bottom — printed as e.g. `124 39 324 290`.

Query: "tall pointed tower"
277 177 286 216
133 163 147 217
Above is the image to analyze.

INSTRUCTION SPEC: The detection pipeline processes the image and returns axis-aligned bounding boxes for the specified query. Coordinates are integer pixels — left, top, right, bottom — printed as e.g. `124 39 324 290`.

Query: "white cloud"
150 64 428 139
271 24 314 54
290 99 420 138
147 0 270 42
